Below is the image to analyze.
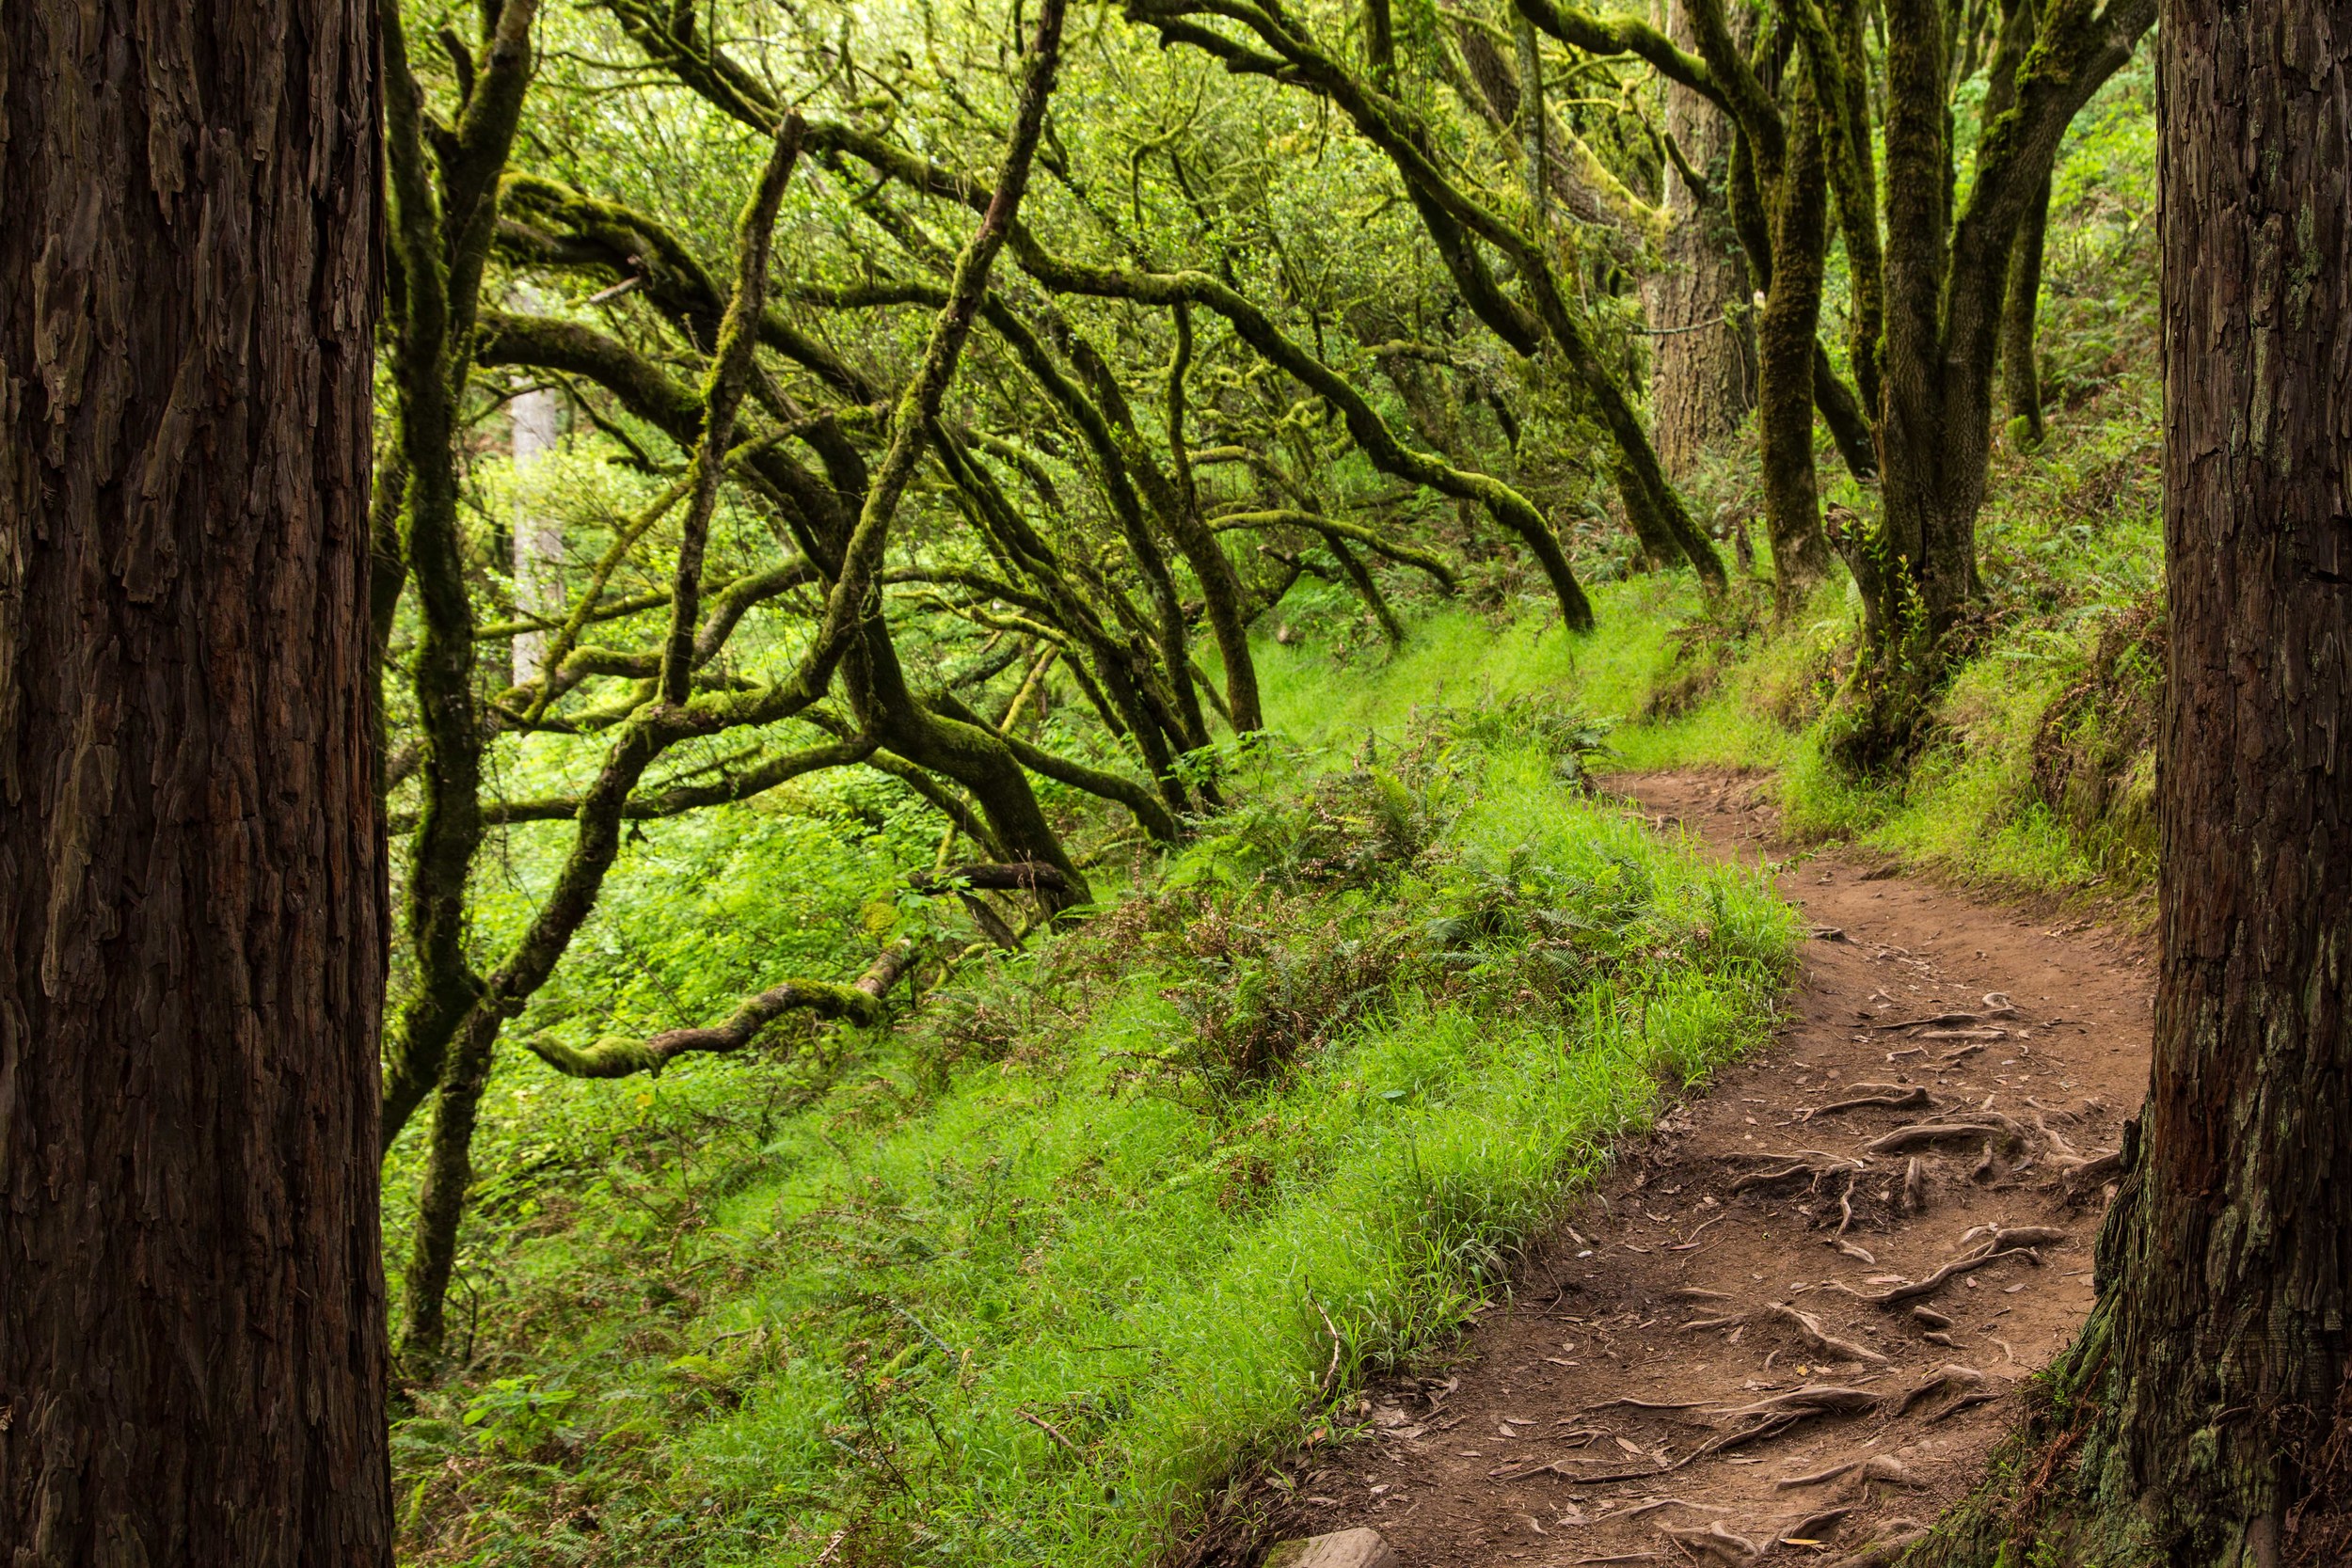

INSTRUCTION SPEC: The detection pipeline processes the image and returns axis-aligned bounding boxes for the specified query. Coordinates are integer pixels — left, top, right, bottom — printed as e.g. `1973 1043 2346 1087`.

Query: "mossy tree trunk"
1828 0 2151 768
2001 170 2053 449
1911 6 2352 1561
1754 63 1836 610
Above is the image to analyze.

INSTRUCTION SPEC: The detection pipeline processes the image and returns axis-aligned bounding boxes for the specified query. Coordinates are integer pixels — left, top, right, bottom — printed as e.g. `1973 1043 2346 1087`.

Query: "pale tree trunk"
1910 4 2352 1561
509 381 565 683
0 1 392 1562
1643 0 1756 481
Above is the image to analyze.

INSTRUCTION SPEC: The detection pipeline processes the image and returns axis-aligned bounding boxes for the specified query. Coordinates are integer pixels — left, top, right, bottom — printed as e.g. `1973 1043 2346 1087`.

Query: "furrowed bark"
1905 8 2352 1560
0 0 392 1557
1642 0 1757 480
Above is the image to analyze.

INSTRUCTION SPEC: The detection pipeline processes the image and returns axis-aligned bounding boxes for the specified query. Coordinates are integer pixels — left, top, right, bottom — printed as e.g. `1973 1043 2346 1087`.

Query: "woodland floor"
1205 768 2153 1567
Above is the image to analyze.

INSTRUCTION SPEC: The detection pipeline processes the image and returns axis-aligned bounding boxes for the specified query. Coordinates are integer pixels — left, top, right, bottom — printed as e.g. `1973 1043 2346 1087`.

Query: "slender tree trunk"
1756 74 1836 610
1910 7 2352 1562
1644 0 1756 480
0 2 392 1561
2001 170 2052 448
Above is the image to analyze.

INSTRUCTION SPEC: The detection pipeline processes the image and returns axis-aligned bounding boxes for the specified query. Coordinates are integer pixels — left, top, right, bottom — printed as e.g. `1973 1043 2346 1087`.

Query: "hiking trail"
1212 768 2153 1567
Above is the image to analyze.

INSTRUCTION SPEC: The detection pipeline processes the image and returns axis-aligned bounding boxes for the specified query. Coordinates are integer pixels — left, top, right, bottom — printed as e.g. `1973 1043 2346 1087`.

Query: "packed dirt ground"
1206 769 2153 1567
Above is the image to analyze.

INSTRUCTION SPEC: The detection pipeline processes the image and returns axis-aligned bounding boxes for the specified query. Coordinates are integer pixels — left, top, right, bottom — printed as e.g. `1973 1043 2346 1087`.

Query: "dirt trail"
1225 770 2153 1566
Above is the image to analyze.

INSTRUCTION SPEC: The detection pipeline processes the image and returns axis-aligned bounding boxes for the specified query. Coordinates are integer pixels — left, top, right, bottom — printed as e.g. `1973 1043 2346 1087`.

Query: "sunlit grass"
393 661 1798 1567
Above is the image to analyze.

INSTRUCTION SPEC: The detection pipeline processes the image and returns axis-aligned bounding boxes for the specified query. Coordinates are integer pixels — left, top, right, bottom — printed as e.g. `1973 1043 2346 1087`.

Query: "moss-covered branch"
526 941 922 1079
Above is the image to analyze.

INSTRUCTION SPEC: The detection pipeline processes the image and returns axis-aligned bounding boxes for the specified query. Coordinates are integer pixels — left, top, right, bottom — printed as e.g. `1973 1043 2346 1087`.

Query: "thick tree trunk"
2091 5 2352 1552
1643 0 1756 480
1908 7 2352 1562
0 2 392 1562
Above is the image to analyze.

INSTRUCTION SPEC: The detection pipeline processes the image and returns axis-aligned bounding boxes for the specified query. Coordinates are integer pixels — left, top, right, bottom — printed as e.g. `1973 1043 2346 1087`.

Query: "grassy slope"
394 665 1796 1567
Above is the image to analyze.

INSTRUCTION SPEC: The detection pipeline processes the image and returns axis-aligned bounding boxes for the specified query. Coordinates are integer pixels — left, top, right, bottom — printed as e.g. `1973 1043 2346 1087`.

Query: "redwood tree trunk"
1643 0 1756 480
1911 6 2352 1561
2091 2 2352 1552
0 3 391 1563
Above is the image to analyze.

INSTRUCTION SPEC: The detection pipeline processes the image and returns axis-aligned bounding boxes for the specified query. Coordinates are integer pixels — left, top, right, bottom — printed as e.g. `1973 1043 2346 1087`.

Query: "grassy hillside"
389 677 1796 1566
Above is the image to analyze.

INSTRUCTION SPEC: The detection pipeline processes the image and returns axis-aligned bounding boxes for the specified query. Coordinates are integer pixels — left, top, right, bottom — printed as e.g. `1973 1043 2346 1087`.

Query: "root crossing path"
1229 770 2153 1567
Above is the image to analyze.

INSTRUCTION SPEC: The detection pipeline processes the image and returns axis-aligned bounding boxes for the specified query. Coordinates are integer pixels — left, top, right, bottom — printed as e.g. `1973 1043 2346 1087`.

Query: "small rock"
1263 1527 1400 1568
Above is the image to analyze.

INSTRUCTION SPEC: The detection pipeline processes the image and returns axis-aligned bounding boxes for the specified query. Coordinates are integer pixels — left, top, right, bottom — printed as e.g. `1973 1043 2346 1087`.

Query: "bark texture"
0 2 392 1561
2094 2 2352 1551
1642 0 1755 480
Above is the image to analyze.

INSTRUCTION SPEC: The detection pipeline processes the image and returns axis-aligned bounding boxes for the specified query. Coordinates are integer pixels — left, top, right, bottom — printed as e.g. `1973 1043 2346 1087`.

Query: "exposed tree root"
1903 1156 1930 1213
1681 1304 1888 1366
1860 1115 2033 1155
1829 1227 2063 1307
1729 1151 1865 1193
1800 1085 1938 1120
1867 996 2019 1031
1656 1519 1761 1562
1895 1363 1994 1421
1776 1454 1918 1489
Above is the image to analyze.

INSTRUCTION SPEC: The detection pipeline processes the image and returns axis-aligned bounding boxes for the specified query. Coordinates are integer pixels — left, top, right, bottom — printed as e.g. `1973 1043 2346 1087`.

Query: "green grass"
393 682 1798 1567
1475 370 2168 917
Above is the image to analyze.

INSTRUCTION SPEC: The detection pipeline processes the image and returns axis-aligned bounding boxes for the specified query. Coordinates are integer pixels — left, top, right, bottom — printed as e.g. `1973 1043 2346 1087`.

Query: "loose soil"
1204 769 2153 1567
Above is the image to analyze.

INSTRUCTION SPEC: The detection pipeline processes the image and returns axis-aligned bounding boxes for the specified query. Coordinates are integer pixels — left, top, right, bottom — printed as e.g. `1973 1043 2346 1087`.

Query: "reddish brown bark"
0 2 391 1562
1642 0 1756 481
2094 0 2352 1551
1910 7 2352 1562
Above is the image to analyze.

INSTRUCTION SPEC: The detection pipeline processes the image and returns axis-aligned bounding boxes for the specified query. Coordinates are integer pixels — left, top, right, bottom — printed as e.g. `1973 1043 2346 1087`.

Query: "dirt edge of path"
1182 768 2154 1568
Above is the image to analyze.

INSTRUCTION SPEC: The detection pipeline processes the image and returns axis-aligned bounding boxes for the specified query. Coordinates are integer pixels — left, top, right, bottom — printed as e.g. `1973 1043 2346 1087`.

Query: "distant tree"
0 2 391 1561
1912 2 2352 1560
1640 0 1756 484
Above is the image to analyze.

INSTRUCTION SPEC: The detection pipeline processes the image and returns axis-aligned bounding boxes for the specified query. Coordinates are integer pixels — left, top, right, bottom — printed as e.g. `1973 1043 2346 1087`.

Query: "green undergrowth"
1426 365 2166 921
392 696 1797 1566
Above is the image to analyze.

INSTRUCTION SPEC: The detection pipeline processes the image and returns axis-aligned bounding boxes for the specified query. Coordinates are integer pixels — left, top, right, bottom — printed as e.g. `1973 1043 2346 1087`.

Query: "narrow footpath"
1218 769 2153 1567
